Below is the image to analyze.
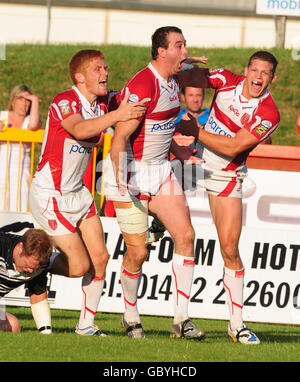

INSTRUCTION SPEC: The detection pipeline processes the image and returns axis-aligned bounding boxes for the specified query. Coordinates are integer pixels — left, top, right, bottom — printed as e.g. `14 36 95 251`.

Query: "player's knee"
220 240 239 262
125 245 148 270
2 313 21 333
68 261 90 278
91 250 109 272
173 224 195 247
185 225 195 243
11 317 21 333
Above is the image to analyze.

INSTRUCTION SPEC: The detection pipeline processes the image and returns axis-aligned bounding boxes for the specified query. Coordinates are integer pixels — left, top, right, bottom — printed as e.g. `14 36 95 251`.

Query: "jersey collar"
72 85 100 118
147 62 175 91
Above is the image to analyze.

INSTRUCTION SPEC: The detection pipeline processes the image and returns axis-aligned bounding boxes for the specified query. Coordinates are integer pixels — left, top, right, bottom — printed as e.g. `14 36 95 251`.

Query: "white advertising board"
256 0 300 16
1 168 300 325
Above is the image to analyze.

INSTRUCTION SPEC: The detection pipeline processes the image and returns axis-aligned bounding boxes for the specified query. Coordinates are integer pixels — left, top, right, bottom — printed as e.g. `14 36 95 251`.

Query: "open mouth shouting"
99 79 107 88
252 80 262 88
248 79 265 97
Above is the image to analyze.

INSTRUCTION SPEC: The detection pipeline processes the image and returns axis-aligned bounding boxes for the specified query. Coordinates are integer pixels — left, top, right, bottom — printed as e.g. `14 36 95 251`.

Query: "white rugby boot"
228 324 260 345
75 323 107 337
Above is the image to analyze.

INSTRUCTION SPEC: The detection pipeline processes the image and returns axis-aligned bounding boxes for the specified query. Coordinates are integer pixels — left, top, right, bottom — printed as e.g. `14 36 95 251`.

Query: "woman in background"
0 85 41 212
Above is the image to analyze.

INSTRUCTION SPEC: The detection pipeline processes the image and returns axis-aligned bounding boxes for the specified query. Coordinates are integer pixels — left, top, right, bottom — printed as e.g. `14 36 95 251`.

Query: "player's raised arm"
177 56 210 89
177 66 210 89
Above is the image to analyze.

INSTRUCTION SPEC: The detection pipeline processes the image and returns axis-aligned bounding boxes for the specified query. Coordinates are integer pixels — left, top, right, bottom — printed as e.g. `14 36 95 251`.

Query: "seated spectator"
0 85 42 212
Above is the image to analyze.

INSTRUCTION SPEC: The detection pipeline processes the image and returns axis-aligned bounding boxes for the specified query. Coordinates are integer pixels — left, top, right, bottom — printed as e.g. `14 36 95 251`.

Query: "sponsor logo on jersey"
69 144 93 154
169 94 178 102
255 125 268 136
209 68 224 74
241 113 250 125
58 99 71 116
261 120 272 129
228 104 240 117
254 120 272 136
207 116 232 137
128 94 139 103
151 121 175 132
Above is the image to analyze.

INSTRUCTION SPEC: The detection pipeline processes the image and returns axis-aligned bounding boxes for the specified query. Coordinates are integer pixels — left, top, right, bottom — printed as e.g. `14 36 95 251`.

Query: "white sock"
223 267 244 330
78 273 105 329
172 253 195 324
120 266 142 323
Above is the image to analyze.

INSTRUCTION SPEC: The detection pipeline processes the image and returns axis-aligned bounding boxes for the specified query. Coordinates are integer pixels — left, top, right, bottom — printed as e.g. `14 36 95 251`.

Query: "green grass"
1 307 299 363
0 44 299 146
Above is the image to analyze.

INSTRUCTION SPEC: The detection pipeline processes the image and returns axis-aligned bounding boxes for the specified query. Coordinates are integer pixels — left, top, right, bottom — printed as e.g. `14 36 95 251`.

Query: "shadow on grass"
11 326 300 345
259 330 300 344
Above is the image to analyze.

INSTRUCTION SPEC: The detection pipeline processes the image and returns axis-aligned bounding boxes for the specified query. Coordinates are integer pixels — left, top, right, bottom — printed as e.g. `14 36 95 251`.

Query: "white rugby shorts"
29 183 97 236
103 154 176 235
181 141 247 198
181 162 246 198
103 154 175 202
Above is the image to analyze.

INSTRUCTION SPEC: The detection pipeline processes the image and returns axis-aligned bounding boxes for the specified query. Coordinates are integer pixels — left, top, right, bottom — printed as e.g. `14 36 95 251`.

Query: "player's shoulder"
49 89 80 120
120 66 156 103
127 66 156 91
0 231 20 240
258 92 280 122
51 89 79 105
0 232 21 263
209 68 244 87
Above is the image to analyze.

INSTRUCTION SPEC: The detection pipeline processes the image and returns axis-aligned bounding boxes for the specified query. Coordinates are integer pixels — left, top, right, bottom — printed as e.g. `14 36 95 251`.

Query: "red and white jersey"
121 62 181 163
201 68 280 172
32 86 118 194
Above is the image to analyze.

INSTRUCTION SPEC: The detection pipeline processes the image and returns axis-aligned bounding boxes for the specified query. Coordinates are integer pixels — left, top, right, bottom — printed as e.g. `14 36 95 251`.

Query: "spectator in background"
176 86 209 127
296 112 300 137
0 85 42 212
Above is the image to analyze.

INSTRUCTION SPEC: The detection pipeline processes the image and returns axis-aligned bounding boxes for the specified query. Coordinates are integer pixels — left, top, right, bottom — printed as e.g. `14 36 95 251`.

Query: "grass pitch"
0 307 299 363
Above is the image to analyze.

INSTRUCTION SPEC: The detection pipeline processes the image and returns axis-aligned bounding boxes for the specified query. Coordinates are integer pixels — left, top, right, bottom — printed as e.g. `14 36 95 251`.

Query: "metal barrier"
171 135 300 172
0 128 44 212
0 128 110 213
